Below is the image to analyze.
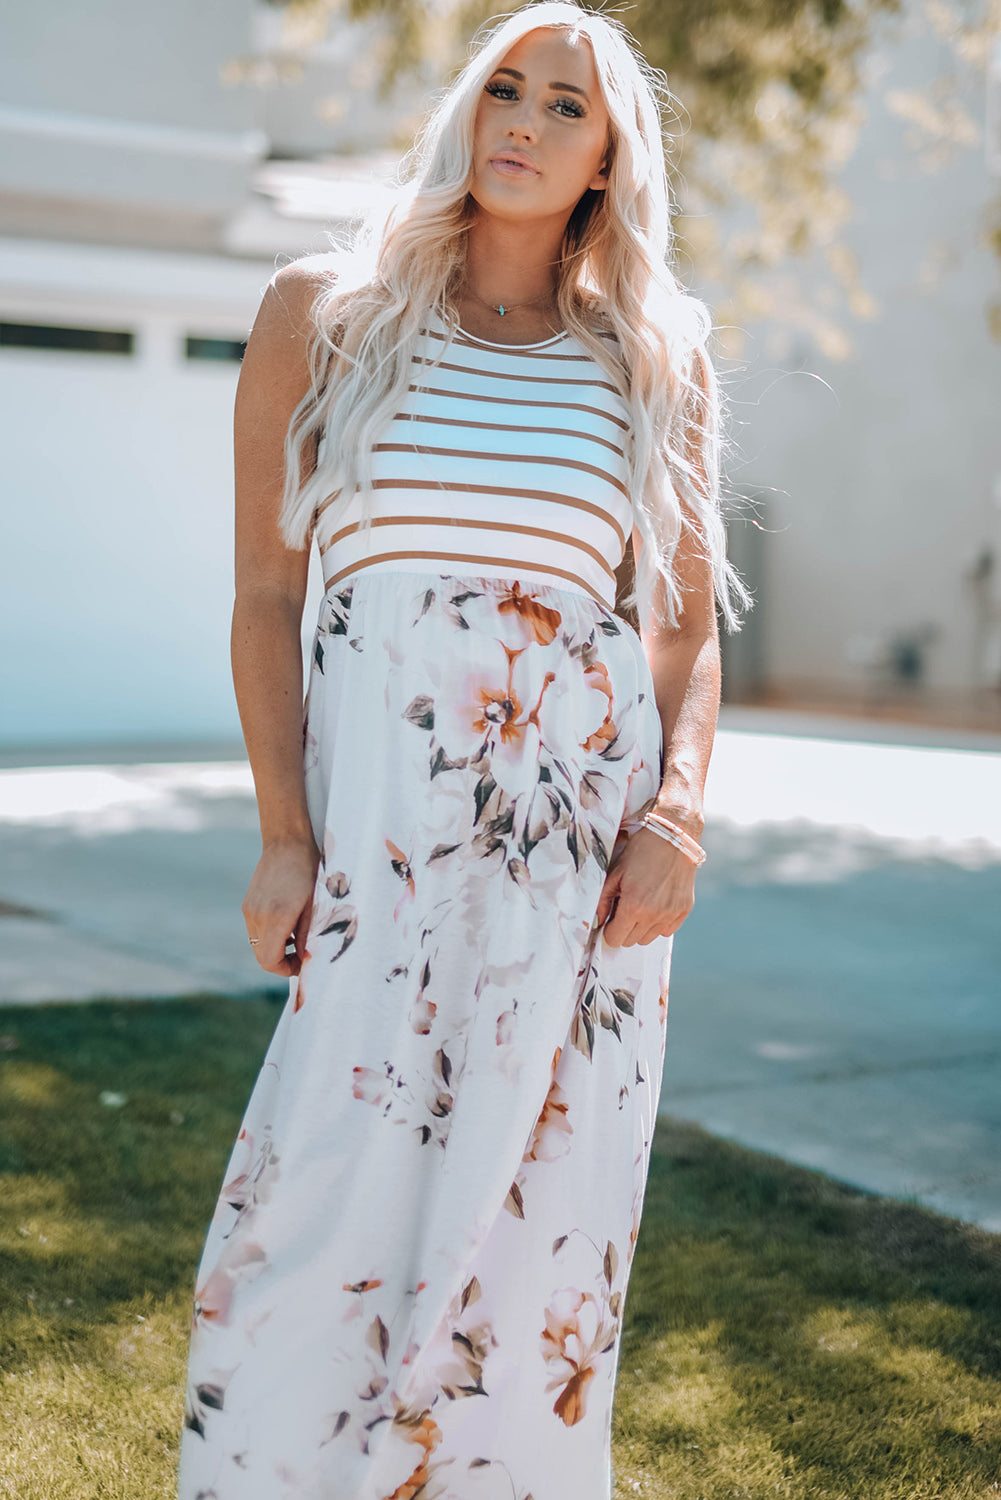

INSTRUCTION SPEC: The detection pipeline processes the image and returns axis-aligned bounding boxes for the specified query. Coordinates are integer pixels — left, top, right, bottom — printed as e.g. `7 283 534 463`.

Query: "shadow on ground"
0 998 999 1498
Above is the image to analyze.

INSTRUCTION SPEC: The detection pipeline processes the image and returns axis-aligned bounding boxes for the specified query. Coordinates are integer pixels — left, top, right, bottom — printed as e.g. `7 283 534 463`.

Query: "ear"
588 149 612 192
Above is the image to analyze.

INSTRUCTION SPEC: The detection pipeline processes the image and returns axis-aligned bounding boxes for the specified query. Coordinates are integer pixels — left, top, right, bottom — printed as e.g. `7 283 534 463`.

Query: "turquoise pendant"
497 304 506 316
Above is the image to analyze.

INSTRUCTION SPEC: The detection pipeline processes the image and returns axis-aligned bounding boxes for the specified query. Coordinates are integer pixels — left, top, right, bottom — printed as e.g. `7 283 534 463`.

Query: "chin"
469 180 550 221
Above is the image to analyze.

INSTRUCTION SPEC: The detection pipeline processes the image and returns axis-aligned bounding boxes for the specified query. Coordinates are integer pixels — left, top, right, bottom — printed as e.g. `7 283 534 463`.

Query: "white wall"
718 9 1001 697
2 0 998 750
0 240 324 747
0 0 262 228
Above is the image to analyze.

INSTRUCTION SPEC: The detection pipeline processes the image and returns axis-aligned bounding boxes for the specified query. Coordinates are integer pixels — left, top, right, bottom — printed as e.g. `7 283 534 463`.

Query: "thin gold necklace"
462 284 559 319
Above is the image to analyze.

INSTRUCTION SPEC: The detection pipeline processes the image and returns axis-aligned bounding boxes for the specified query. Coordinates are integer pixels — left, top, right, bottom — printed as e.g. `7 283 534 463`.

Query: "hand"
242 835 321 977
594 826 697 948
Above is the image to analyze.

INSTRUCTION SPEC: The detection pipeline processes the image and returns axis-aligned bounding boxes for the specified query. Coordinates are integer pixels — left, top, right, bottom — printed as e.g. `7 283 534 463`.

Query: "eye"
484 80 587 119
553 97 585 119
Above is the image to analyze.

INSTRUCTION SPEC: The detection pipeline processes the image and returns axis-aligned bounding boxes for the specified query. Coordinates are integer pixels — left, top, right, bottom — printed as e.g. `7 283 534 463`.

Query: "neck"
462 212 563 307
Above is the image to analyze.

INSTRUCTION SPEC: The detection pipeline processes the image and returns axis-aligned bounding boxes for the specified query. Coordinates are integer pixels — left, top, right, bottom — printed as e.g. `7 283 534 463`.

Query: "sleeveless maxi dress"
177 310 674 1500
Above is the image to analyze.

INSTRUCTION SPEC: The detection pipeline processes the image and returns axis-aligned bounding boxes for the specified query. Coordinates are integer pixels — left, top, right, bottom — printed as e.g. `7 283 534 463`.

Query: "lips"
489 152 540 176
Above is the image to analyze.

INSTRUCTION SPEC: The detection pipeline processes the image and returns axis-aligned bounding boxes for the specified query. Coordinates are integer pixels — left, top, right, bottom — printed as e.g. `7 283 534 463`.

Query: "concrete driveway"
1 706 999 1231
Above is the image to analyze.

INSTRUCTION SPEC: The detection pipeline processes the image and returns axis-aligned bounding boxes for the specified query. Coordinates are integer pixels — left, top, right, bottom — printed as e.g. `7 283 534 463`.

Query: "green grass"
0 999 999 1500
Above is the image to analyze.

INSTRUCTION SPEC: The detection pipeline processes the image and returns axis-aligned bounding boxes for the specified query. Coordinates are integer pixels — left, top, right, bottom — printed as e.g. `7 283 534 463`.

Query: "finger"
292 899 313 967
254 934 298 976
248 910 303 962
255 954 296 978
594 874 620 929
636 920 671 945
602 905 642 950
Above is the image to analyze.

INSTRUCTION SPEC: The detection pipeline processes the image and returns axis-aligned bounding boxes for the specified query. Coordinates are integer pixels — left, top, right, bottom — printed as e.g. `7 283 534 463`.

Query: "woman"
178 3 750 1497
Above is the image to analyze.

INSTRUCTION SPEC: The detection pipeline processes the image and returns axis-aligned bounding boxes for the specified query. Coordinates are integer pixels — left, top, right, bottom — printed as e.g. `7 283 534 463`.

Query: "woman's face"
469 27 611 227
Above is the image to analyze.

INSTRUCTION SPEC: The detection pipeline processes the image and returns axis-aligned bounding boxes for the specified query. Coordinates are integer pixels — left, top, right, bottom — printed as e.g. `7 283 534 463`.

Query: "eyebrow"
491 66 590 102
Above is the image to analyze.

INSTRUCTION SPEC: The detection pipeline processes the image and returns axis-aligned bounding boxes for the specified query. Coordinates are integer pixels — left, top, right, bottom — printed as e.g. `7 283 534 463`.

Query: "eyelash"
484 81 585 119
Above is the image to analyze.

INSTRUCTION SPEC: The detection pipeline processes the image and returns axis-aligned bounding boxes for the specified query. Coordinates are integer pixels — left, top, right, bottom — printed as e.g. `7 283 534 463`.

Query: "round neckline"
455 322 569 350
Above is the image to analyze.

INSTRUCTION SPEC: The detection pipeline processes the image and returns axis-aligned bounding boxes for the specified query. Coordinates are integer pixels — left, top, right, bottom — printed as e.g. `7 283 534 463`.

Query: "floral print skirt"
177 569 673 1500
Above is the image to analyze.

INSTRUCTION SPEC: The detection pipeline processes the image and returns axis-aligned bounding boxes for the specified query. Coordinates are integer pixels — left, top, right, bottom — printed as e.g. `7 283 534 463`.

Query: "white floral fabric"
177 569 673 1500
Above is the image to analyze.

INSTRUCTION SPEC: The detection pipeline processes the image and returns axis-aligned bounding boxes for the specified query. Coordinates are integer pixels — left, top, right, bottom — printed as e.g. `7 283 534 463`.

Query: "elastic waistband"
321 555 615 611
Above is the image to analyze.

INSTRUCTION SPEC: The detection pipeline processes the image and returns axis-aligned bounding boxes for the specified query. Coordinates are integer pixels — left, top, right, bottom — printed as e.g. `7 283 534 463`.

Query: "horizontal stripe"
317 512 618 582
371 443 630 499
315 312 632 614
425 326 583 361
324 550 609 605
424 320 621 354
405 383 630 432
314 479 629 551
415 356 622 396
391 410 625 459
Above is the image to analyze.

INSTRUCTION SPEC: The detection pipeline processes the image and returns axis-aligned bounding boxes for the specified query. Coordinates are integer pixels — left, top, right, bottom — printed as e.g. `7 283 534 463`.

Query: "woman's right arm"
233 263 330 978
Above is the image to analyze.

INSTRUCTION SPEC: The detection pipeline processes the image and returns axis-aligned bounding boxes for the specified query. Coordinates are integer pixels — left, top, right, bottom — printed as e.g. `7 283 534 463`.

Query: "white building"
1 0 998 749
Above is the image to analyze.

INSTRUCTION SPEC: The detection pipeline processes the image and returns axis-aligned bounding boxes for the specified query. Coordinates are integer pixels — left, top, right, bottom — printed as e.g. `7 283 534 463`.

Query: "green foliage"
0 998 999 1497
258 0 1001 353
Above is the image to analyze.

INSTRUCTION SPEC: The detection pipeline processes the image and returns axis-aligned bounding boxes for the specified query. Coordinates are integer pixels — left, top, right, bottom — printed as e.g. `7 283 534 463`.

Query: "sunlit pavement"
1 705 999 1230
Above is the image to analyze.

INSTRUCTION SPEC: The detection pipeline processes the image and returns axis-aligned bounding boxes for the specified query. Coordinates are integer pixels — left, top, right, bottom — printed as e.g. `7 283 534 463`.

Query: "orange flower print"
495 580 563 646
386 837 416 922
540 1287 617 1427
524 1048 573 1164
580 660 617 752
385 1413 442 1500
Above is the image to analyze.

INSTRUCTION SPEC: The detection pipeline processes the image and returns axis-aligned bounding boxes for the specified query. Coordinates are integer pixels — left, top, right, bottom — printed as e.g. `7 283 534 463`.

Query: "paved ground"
1 706 999 1230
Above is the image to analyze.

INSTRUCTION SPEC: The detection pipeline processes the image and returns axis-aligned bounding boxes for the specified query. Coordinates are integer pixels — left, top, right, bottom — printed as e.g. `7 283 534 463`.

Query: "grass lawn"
0 997 999 1500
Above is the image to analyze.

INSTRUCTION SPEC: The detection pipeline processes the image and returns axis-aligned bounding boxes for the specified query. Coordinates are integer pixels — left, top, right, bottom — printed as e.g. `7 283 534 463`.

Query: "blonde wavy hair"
275 0 752 634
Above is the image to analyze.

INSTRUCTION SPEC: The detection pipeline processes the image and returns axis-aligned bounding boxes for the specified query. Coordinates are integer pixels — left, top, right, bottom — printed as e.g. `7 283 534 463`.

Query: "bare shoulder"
235 259 342 469
253 253 342 351
268 250 343 300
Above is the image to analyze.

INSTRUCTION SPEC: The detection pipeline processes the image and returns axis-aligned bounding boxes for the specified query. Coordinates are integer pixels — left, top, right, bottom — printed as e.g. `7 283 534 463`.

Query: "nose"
504 97 540 142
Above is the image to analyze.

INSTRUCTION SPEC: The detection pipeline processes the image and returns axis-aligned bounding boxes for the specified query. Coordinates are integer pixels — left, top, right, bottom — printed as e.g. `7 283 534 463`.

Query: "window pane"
0 322 134 355
185 336 247 363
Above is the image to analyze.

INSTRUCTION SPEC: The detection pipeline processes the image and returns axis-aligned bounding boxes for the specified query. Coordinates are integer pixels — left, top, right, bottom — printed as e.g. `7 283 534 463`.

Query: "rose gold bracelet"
641 811 707 867
646 811 706 863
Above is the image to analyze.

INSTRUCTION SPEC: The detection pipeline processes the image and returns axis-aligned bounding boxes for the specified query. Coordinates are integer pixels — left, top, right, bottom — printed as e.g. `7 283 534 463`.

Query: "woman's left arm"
641 510 721 846
595 515 720 948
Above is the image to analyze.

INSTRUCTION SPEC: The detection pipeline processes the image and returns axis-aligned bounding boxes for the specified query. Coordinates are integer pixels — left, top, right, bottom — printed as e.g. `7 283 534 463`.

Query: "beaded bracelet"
640 810 707 867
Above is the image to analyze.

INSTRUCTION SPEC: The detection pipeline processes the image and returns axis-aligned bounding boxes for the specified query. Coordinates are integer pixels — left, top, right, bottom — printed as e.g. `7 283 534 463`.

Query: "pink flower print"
495 1008 516 1046
193 1239 268 1331
540 1287 618 1427
193 1263 236 1328
352 1062 411 1119
220 1128 280 1225
410 994 437 1035
435 640 557 800
422 1276 497 1399
301 860 358 990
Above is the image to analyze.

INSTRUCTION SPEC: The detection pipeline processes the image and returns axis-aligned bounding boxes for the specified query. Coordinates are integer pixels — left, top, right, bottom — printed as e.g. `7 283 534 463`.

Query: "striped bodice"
313 309 634 608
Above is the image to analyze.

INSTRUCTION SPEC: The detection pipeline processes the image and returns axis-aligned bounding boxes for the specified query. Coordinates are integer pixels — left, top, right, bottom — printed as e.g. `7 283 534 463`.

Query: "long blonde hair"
276 0 752 634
